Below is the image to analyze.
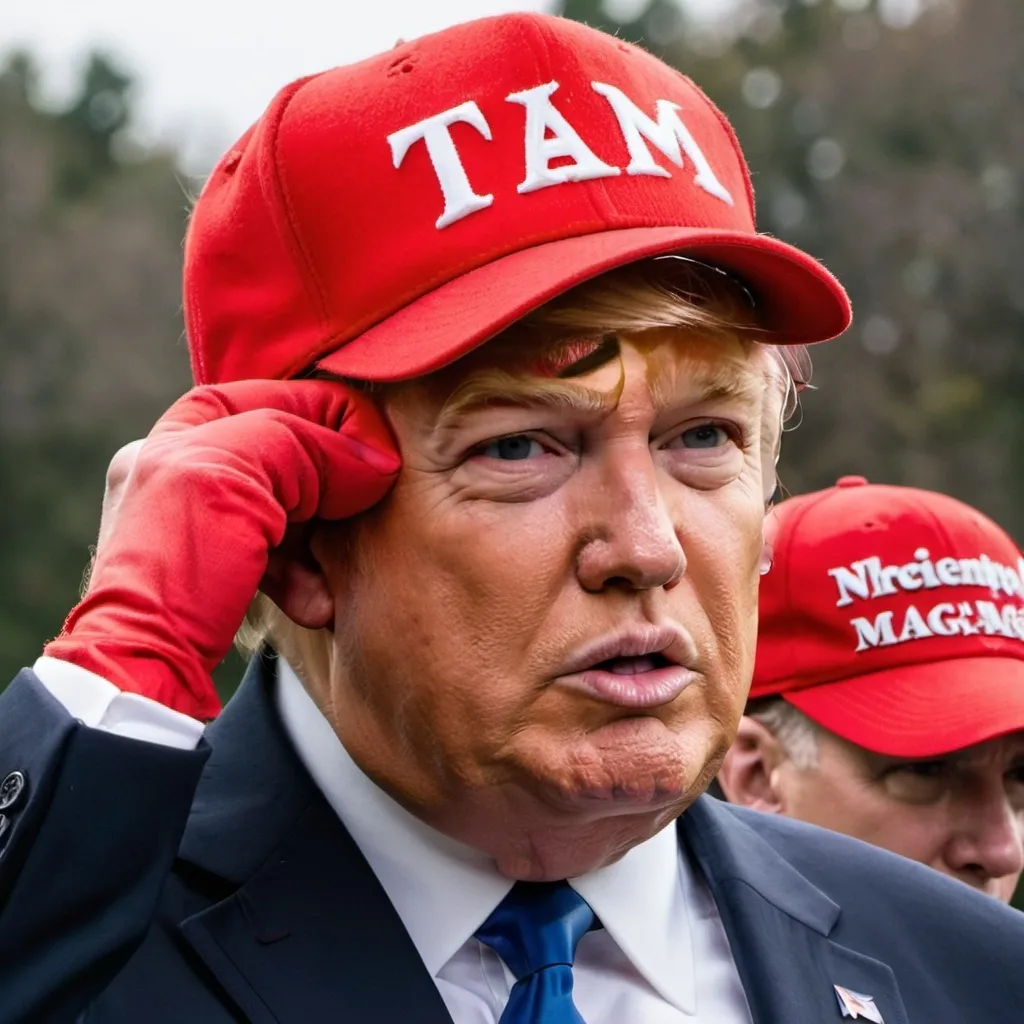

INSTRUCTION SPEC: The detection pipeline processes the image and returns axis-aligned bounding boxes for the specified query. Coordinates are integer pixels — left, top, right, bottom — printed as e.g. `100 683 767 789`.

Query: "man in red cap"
1 13 1022 1024
719 477 1024 902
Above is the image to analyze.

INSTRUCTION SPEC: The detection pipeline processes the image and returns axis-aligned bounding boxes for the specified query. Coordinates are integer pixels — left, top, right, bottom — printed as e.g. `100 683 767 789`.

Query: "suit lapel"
175 653 453 1024
172 656 909 1024
680 799 909 1024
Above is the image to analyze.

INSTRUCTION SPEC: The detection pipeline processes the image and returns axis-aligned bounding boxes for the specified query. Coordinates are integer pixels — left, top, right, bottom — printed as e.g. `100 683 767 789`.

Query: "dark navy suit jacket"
1 651 1023 1023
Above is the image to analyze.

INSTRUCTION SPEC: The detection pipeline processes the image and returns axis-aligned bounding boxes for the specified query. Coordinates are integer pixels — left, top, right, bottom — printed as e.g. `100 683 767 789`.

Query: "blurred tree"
2 50 38 106
0 51 255 695
55 53 134 199
554 0 1024 538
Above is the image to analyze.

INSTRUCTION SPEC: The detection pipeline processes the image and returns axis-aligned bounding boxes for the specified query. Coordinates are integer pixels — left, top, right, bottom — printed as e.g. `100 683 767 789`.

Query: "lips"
555 625 698 709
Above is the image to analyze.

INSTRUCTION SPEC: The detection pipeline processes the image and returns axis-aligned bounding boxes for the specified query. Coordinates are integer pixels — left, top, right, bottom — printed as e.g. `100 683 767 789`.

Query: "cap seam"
532 16 618 228
919 491 959 562
678 71 757 220
506 15 607 231
777 490 831 626
754 488 847 698
185 255 207 382
269 78 334 333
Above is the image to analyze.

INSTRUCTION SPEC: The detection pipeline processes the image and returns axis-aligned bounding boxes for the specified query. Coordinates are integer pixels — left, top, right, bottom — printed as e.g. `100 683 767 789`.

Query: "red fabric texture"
753 476 1024 755
183 13 851 387
786 657 1024 758
45 382 399 719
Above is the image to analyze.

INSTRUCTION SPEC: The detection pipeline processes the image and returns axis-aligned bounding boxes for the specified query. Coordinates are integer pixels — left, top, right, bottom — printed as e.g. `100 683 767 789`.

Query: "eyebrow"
434 377 617 431
434 369 765 437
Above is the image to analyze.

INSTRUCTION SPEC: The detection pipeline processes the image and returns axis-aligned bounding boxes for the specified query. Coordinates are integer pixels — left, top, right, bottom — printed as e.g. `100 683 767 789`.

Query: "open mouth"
593 653 673 675
556 625 698 708
561 652 693 708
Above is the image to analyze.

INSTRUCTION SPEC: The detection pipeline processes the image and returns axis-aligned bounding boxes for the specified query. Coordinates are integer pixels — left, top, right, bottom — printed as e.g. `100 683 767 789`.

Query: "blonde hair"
237 257 811 681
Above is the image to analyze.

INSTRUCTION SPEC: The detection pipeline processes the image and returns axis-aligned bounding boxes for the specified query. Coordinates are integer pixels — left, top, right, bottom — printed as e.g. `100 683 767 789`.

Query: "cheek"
994 875 1020 902
785 772 944 859
855 807 946 863
328 481 576 739
777 770 872 832
675 488 763 694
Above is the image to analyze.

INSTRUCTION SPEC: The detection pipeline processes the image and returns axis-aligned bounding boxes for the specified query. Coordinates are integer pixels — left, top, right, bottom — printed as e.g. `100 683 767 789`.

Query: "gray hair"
746 696 821 769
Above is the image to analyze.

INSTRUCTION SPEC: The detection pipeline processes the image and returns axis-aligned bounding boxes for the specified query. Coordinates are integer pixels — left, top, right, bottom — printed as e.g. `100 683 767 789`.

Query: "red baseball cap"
183 13 851 386
753 476 1024 757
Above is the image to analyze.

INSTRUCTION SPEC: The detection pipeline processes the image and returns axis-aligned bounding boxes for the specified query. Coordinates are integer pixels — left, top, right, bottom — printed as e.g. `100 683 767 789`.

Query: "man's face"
775 730 1024 901
315 329 776 879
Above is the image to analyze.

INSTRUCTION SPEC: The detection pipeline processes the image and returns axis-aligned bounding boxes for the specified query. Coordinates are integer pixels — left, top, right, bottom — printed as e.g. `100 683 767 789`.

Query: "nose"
943 792 1024 892
575 456 685 593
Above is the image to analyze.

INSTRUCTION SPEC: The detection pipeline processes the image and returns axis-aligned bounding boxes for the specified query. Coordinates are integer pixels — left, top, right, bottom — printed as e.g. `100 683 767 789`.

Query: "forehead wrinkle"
433 374 618 432
621 327 767 413
646 354 767 414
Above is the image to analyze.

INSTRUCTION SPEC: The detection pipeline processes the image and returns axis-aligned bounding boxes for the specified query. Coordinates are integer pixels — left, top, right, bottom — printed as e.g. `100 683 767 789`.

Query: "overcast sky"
5 1 730 169
7 0 712 169
6 0 567 166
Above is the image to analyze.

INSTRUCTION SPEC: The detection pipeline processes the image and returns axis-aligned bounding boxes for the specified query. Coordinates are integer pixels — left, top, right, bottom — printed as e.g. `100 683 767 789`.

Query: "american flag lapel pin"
834 984 884 1023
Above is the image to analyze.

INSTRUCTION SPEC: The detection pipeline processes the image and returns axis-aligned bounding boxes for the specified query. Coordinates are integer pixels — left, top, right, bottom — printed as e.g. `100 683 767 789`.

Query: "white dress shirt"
34 655 752 1023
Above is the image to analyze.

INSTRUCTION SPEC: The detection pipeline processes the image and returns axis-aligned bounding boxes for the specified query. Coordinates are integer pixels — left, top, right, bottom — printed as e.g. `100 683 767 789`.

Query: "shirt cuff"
33 655 205 750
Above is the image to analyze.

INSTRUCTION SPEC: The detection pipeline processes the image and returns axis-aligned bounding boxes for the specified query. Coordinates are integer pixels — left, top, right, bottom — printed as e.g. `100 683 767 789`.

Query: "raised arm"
0 380 398 1023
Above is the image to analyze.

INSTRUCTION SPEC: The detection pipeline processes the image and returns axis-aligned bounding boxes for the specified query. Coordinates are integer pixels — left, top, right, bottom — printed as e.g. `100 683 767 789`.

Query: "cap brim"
317 225 851 382
785 657 1024 757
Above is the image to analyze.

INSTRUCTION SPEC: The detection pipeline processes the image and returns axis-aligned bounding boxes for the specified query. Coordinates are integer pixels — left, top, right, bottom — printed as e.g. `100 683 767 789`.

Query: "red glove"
45 381 400 720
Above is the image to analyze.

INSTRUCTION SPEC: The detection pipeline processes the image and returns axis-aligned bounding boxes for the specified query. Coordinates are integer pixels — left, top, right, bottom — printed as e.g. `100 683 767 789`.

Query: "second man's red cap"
754 477 1024 757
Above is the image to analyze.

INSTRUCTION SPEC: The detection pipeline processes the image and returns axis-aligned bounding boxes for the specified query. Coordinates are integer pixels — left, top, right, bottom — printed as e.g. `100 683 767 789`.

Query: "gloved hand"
45 380 400 720
95 439 146 555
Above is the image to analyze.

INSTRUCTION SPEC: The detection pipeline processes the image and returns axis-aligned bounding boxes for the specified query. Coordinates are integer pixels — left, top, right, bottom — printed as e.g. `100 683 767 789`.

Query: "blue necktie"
475 881 598 1024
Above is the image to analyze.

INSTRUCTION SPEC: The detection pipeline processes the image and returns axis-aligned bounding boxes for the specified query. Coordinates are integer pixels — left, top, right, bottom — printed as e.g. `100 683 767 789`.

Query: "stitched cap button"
835 475 869 488
0 771 25 811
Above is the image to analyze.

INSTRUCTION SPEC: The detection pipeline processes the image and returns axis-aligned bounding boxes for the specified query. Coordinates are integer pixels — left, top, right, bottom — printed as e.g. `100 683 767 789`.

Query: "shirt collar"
275 658 512 975
571 818 696 1015
275 658 695 1013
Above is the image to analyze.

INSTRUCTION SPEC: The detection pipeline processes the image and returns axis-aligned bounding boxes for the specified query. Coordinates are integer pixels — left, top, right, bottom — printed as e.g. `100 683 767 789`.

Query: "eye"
477 435 546 461
670 423 732 450
894 761 950 780
880 760 953 804
1005 766 1024 810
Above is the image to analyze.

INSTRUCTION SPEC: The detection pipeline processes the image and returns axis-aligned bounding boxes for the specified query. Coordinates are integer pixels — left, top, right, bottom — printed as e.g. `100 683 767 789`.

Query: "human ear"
260 523 335 630
717 716 788 813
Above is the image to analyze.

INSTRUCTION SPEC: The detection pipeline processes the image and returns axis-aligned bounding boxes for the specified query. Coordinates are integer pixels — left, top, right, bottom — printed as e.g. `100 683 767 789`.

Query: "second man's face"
774 730 1024 901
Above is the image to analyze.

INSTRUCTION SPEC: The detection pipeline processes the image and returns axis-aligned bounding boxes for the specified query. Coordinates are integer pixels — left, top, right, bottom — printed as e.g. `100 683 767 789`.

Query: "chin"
530 718 707 816
488 801 682 882
452 718 723 878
